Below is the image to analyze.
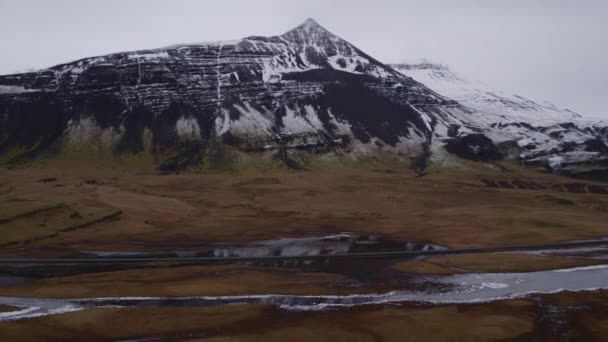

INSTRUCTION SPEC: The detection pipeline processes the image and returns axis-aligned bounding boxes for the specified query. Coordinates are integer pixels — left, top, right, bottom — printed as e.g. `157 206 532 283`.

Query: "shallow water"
519 243 608 259
0 264 606 321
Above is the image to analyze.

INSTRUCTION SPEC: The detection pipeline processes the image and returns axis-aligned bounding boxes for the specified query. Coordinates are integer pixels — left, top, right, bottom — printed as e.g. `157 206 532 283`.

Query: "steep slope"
393 62 608 178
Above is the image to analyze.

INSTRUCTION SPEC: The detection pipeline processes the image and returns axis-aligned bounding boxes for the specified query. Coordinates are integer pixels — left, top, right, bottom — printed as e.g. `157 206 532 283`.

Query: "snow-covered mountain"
0 19 606 178
393 62 608 178
392 62 582 123
0 19 465 171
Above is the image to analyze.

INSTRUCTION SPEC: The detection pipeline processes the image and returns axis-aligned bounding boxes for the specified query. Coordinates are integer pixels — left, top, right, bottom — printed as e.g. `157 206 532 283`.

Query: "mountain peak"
301 18 322 29
281 18 335 44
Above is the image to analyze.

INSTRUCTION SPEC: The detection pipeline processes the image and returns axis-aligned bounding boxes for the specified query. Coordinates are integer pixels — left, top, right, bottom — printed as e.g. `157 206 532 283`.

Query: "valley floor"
0 161 607 340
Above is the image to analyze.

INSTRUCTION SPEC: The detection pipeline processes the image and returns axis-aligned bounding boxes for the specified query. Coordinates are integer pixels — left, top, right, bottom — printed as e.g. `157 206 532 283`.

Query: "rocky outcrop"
444 134 503 161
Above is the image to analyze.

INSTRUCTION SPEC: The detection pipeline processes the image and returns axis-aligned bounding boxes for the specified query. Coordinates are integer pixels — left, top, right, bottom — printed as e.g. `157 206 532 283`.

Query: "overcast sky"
1 0 606 117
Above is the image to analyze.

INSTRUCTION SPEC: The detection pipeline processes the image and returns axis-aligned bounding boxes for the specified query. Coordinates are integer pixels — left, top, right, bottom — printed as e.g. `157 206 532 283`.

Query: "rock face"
0 19 606 176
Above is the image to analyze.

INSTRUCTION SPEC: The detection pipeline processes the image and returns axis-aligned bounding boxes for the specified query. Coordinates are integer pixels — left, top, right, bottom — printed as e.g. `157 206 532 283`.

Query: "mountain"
0 19 607 178
392 62 582 123
0 19 461 172
392 62 608 178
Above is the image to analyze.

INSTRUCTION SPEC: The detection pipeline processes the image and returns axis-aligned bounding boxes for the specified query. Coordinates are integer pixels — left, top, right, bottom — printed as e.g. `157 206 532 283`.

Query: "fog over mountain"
0 0 606 118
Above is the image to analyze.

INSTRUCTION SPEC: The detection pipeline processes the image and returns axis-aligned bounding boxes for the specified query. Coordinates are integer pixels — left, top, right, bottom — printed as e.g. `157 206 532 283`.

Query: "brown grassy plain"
0 159 607 341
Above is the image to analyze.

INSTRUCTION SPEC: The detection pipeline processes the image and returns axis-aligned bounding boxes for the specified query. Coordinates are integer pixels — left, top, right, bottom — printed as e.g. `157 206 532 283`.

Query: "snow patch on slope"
281 105 326 134
227 103 274 138
65 118 124 147
127 52 170 60
175 117 201 140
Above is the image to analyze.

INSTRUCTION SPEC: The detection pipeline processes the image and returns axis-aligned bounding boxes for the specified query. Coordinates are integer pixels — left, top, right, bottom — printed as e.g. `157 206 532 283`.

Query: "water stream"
1 264 606 321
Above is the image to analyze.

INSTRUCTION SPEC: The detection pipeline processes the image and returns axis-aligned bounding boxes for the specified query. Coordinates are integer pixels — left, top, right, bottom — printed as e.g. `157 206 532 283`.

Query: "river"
0 264 606 321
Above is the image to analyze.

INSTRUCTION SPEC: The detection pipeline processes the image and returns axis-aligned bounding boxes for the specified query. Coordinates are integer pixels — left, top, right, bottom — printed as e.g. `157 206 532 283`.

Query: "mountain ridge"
392 62 608 178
